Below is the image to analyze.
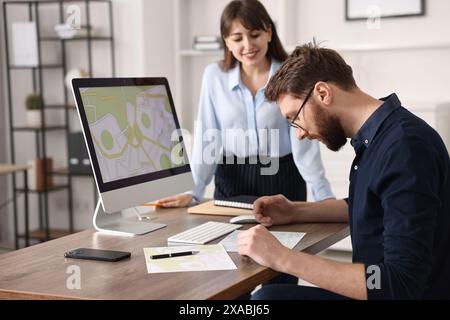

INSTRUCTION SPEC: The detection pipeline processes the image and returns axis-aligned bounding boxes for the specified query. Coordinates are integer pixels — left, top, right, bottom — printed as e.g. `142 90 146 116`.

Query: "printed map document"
219 230 306 252
143 244 236 273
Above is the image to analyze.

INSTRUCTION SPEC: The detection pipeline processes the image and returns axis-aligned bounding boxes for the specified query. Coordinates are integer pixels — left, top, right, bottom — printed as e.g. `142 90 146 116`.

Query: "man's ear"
315 81 332 106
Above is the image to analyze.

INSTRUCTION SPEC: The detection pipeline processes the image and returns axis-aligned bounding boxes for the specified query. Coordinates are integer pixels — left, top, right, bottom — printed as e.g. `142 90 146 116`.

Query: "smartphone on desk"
64 248 131 262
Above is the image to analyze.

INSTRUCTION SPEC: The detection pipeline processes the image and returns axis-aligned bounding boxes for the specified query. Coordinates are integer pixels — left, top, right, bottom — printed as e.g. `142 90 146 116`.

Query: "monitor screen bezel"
72 77 191 193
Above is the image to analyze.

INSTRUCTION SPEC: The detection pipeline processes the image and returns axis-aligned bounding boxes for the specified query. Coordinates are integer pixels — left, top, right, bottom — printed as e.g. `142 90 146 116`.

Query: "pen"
141 202 163 207
150 251 200 260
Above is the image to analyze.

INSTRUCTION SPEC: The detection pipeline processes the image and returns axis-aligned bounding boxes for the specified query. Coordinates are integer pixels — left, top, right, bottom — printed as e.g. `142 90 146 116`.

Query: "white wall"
113 0 145 76
142 0 175 85
297 0 450 103
298 0 450 47
112 0 175 79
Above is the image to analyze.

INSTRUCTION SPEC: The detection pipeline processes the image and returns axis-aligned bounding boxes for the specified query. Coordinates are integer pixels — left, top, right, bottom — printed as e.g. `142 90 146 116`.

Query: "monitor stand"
93 199 166 236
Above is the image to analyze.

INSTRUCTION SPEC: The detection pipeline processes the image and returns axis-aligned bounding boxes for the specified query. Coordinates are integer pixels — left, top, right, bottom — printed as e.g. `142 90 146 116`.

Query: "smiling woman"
219 0 286 72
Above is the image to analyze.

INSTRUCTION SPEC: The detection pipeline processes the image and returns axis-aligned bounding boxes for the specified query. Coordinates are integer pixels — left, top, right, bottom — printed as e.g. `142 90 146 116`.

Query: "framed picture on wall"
346 0 425 21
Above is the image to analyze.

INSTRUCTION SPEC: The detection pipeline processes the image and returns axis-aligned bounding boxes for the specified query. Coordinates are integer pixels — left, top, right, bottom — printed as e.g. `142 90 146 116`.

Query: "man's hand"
237 225 290 270
253 194 297 226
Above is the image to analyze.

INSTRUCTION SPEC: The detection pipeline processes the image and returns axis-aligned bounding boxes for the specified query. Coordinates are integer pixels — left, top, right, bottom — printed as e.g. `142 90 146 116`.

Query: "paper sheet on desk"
143 244 236 273
219 231 306 252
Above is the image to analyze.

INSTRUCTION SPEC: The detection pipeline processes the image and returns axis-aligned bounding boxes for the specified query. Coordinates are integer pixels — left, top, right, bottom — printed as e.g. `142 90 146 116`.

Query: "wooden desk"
0 164 31 248
0 207 349 300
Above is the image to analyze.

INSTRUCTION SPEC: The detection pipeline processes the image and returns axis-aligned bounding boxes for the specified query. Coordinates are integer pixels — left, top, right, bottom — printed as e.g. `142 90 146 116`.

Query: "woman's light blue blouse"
190 60 334 201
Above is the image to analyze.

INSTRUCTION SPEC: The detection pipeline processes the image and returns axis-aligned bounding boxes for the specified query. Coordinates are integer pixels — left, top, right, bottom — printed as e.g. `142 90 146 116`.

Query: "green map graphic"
80 85 185 183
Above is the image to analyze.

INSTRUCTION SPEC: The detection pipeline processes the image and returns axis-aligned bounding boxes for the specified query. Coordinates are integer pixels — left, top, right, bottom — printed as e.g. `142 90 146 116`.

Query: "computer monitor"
71 77 194 235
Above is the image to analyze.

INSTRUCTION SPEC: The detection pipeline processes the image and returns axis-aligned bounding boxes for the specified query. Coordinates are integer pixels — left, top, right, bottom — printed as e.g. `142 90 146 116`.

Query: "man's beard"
314 105 347 152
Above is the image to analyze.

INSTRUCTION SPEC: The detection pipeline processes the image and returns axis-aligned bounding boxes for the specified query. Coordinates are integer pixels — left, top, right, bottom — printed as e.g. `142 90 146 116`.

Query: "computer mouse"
229 215 258 224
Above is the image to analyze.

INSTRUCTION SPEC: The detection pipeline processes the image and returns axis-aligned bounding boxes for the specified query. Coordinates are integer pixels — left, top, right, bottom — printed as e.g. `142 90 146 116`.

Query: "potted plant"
25 93 44 127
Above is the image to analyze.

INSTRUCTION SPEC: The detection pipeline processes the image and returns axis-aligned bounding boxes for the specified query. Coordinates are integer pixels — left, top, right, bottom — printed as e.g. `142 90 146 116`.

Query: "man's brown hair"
220 0 288 71
265 42 357 101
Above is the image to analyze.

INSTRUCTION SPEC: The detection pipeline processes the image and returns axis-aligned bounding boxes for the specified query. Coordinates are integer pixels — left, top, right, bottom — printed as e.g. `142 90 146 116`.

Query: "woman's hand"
157 194 193 208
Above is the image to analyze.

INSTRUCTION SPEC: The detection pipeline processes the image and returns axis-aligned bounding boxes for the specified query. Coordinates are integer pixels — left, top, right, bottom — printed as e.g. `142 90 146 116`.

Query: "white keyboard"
168 221 242 244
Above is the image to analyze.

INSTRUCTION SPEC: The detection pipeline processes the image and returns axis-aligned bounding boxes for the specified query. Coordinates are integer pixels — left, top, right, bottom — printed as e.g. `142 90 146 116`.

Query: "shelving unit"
3 0 114 247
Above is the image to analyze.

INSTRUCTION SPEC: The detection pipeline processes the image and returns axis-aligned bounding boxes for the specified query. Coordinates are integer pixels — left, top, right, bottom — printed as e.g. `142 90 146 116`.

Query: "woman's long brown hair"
220 0 288 71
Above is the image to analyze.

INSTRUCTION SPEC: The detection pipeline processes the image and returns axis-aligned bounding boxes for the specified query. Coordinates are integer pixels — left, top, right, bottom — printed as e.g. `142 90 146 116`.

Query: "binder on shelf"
194 35 221 43
27 158 54 191
192 34 222 51
68 132 92 175
11 22 39 67
192 42 222 51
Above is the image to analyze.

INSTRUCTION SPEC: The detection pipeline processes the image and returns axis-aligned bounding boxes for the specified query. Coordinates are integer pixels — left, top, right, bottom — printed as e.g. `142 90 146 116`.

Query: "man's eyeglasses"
289 85 315 131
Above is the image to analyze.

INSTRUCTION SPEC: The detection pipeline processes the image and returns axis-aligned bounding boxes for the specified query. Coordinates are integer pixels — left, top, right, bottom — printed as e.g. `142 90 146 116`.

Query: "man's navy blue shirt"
348 93 450 299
